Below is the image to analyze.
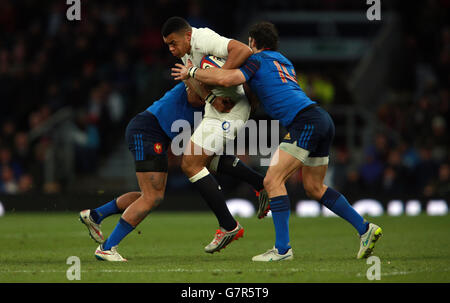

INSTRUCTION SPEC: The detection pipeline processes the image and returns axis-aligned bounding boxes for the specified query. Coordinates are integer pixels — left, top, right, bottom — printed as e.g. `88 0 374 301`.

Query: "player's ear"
185 30 192 43
248 37 256 49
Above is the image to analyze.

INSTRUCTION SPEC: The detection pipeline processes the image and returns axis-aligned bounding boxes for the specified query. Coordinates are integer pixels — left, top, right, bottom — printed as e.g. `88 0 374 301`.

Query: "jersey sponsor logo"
154 143 163 154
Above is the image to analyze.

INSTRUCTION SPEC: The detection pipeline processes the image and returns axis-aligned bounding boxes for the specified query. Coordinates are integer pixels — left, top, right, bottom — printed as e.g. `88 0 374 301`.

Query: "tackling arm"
173 64 246 88
194 67 246 88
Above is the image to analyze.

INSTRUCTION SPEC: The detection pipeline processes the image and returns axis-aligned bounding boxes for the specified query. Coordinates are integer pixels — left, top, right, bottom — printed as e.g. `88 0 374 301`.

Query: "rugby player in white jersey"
161 17 268 253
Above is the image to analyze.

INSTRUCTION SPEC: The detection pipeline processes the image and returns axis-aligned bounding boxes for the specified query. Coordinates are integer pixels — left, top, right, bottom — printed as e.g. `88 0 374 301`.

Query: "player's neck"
253 48 270 54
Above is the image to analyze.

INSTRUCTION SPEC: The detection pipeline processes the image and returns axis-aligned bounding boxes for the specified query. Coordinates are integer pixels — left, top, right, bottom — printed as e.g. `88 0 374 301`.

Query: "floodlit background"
0 0 448 216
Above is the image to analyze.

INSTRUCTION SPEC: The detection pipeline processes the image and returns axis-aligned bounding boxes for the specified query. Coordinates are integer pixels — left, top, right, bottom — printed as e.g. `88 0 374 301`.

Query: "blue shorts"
125 111 171 172
280 105 335 166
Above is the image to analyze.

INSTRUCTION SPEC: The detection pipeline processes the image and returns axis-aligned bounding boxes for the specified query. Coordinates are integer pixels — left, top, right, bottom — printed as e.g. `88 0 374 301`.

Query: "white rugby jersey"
182 27 250 122
181 27 231 67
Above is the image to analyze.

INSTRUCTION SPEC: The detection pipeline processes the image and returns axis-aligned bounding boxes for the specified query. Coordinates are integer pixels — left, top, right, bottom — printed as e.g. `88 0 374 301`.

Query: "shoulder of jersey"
200 55 225 69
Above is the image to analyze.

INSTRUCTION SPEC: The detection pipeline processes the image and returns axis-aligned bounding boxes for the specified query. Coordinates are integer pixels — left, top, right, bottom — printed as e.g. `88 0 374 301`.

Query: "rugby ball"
200 55 225 69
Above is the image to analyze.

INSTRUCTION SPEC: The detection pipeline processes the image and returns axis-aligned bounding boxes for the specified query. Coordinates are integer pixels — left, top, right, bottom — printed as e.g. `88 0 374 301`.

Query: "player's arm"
173 65 246 88
197 28 252 70
243 83 260 113
183 79 205 107
221 40 253 70
184 77 234 113
172 56 259 88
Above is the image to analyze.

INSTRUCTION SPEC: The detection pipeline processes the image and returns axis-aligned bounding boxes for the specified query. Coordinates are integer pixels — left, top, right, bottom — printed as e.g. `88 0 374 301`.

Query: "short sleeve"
193 28 231 59
239 56 261 81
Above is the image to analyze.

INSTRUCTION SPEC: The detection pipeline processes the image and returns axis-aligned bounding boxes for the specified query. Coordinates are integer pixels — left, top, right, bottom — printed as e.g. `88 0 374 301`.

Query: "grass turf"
0 212 449 283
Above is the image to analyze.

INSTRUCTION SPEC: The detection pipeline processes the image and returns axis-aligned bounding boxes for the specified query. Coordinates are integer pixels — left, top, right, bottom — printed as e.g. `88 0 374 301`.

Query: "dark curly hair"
248 21 279 51
161 16 191 37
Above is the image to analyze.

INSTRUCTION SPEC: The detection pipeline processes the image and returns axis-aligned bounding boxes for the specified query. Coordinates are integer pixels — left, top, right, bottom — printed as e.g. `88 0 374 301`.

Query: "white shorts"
191 117 247 154
191 84 250 154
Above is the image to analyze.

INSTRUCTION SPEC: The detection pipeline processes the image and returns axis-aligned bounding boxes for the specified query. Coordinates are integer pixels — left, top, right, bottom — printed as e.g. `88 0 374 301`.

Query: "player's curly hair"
249 21 279 51
161 16 191 37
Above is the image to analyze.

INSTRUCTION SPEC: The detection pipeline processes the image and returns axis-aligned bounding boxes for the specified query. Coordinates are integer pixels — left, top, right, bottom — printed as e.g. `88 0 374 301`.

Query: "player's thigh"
126 111 171 171
125 111 171 198
265 148 303 188
300 108 334 197
191 117 240 156
281 105 334 163
303 106 335 166
181 139 213 177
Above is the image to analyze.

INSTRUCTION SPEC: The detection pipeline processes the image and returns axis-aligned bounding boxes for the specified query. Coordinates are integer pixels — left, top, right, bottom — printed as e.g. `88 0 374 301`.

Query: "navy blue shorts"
280 105 335 166
125 111 171 172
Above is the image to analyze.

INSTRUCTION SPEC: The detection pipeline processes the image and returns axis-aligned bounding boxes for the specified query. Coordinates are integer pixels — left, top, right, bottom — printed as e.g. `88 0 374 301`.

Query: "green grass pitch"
0 212 449 283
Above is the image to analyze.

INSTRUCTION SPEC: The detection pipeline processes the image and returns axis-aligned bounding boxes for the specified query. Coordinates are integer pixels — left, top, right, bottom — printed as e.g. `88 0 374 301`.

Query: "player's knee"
130 191 142 200
303 183 324 200
263 175 282 193
181 156 205 178
141 192 164 211
181 156 194 176
151 193 164 210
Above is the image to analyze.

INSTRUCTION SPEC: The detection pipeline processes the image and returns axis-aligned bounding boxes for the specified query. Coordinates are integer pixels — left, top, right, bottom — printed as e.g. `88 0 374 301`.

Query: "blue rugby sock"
91 199 120 224
320 187 368 236
269 195 291 255
102 217 135 250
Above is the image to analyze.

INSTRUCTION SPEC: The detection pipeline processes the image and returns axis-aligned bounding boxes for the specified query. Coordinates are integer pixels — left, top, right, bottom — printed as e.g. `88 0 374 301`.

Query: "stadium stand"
0 0 448 203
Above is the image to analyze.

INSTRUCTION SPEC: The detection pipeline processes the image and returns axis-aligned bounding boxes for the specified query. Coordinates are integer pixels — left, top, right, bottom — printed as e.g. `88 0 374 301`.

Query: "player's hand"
213 97 235 113
171 63 189 80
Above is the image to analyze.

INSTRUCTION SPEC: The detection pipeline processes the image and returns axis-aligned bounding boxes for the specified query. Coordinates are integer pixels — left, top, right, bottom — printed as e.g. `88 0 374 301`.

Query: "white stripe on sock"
188 167 210 183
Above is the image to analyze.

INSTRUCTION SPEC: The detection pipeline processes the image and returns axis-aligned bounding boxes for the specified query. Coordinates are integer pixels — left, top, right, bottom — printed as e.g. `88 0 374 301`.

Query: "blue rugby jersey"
239 50 316 127
146 82 203 139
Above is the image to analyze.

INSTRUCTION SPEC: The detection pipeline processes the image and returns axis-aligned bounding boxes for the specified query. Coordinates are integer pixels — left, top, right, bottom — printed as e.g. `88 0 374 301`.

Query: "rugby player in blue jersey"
172 22 383 261
79 81 203 261
80 76 265 260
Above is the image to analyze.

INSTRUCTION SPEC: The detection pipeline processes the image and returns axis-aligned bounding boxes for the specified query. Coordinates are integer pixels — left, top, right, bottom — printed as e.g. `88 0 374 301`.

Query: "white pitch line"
355 268 450 278
1 268 302 274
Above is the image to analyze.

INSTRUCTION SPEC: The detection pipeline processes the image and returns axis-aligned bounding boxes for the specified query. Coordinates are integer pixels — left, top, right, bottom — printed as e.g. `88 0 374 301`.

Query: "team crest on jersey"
222 121 231 132
284 133 291 140
154 143 163 154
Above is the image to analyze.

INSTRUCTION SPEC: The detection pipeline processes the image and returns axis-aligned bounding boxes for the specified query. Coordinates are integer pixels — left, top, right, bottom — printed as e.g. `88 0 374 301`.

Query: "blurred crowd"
0 0 448 199
0 0 224 193
329 1 450 199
